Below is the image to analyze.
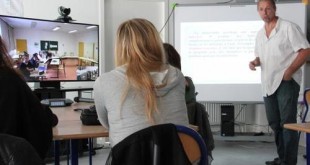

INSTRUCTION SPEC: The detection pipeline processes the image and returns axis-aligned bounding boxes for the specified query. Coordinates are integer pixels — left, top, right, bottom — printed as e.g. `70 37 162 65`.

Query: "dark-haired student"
19 52 35 80
0 36 58 159
164 42 214 165
30 53 40 68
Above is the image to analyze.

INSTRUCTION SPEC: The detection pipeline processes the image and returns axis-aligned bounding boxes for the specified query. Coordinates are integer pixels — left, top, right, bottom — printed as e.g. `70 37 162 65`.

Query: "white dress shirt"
255 17 310 96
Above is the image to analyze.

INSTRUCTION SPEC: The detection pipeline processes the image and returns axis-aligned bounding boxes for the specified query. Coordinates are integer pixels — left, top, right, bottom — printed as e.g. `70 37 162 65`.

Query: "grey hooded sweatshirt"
93 65 189 146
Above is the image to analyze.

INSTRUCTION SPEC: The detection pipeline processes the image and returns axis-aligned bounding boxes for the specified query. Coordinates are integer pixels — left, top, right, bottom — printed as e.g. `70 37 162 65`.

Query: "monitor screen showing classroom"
174 2 307 102
0 15 99 86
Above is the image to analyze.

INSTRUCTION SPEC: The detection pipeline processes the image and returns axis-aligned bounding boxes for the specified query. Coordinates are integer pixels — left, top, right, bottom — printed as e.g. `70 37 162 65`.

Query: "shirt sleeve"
288 23 310 52
93 78 109 129
254 29 263 58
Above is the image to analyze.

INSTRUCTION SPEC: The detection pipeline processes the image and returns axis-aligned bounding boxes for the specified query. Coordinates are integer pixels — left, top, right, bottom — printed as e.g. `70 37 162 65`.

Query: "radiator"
199 102 247 125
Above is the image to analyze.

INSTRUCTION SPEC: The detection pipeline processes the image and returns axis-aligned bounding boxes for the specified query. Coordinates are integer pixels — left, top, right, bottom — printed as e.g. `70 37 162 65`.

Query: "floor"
211 140 306 165
47 136 307 165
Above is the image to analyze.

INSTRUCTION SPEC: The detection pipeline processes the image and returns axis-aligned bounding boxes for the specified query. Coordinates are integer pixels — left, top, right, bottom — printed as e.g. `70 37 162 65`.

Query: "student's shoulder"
279 18 299 29
94 67 127 87
99 66 126 80
185 76 194 83
0 69 25 90
0 69 21 80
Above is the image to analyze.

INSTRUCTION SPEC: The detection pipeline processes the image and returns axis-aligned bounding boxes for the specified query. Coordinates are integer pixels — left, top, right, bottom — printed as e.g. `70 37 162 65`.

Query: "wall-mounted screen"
0 15 99 85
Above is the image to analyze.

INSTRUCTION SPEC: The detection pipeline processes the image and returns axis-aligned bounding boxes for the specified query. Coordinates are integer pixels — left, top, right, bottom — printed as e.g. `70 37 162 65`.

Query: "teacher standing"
249 0 310 164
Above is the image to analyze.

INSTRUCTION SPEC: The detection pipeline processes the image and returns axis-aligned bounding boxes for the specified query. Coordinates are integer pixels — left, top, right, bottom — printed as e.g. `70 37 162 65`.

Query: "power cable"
159 3 177 33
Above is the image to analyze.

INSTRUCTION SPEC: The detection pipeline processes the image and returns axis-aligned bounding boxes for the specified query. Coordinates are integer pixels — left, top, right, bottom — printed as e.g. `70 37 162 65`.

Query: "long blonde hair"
115 18 166 123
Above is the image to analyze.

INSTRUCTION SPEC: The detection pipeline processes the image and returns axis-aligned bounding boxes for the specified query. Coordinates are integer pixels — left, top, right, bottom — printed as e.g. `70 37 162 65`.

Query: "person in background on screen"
30 53 40 68
0 36 58 159
249 0 310 164
93 18 189 147
19 52 35 79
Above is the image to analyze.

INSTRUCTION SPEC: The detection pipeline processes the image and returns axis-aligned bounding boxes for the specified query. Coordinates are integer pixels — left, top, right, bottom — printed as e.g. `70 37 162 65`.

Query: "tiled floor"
212 140 306 165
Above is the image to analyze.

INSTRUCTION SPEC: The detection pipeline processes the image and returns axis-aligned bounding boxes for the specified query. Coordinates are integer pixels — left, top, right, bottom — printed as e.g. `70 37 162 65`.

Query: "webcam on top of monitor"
56 6 75 23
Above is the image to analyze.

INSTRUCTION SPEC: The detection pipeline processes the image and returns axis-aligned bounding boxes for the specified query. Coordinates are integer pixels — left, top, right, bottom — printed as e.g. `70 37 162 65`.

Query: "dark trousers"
263 79 300 165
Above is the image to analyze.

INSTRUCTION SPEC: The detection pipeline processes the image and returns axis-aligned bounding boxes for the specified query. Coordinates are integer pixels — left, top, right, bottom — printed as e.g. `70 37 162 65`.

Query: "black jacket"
187 101 214 158
0 68 57 159
106 123 191 165
0 133 44 165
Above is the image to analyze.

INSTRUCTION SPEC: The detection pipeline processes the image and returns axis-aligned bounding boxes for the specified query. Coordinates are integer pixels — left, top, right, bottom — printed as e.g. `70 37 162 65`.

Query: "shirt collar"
267 17 280 39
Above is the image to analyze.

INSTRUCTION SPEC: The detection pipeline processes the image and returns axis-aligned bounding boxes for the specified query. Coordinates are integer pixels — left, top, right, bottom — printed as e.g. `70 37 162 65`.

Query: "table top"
51 102 109 140
78 57 98 64
284 123 310 133
51 102 198 140
53 120 108 140
51 102 93 121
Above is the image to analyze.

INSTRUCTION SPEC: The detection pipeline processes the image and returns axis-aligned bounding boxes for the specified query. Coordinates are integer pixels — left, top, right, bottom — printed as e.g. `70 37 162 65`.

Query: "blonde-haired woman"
93 18 189 147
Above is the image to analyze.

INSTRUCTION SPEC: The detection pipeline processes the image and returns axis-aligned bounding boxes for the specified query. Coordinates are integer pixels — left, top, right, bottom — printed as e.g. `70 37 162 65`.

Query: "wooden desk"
51 102 108 165
78 57 98 66
284 123 310 165
52 102 92 121
29 71 46 80
53 120 108 140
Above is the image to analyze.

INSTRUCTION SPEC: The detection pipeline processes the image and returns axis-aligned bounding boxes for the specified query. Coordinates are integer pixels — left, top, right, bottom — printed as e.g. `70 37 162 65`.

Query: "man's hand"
283 69 293 81
249 57 260 71
249 61 257 71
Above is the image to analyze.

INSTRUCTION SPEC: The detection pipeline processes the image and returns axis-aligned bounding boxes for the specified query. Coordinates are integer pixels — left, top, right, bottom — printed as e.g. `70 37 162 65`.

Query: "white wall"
103 0 165 72
23 0 99 24
13 28 78 56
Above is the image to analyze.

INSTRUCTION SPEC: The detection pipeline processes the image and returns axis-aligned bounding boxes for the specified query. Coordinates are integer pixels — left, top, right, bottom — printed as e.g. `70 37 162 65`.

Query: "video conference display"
0 15 99 82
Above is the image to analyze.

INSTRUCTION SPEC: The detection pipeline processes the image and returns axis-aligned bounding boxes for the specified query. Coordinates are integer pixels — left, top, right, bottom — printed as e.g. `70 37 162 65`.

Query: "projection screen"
173 2 306 102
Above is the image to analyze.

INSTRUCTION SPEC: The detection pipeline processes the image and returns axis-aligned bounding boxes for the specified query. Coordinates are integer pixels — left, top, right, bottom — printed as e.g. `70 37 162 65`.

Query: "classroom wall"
13 28 77 56
23 0 99 24
103 0 165 72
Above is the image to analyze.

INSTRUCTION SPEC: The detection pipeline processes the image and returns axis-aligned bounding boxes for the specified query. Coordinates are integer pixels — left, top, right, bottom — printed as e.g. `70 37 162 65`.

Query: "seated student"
163 43 196 103
93 18 189 147
164 43 215 164
0 36 58 159
19 52 35 80
30 53 40 68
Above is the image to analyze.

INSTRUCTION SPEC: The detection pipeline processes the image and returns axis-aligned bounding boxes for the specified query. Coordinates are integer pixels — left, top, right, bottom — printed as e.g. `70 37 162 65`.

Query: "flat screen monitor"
0 15 99 89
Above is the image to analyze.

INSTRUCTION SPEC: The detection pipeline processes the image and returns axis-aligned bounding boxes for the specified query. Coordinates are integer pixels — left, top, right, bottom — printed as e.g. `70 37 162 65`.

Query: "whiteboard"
174 2 307 102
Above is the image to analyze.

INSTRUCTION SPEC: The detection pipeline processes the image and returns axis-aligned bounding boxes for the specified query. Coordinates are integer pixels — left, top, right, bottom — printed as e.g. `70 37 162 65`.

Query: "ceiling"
0 15 98 34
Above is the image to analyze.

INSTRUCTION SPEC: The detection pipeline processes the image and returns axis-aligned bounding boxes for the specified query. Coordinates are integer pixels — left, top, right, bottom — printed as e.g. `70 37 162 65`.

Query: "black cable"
216 0 234 4
159 3 177 33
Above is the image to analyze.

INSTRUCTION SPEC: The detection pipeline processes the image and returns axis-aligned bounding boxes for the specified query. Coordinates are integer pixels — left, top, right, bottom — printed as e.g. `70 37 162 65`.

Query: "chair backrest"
176 125 208 165
298 89 310 139
107 124 198 165
302 88 310 122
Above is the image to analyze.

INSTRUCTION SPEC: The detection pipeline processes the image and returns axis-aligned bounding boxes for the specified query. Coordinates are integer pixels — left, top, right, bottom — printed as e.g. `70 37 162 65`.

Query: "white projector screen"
174 2 306 102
